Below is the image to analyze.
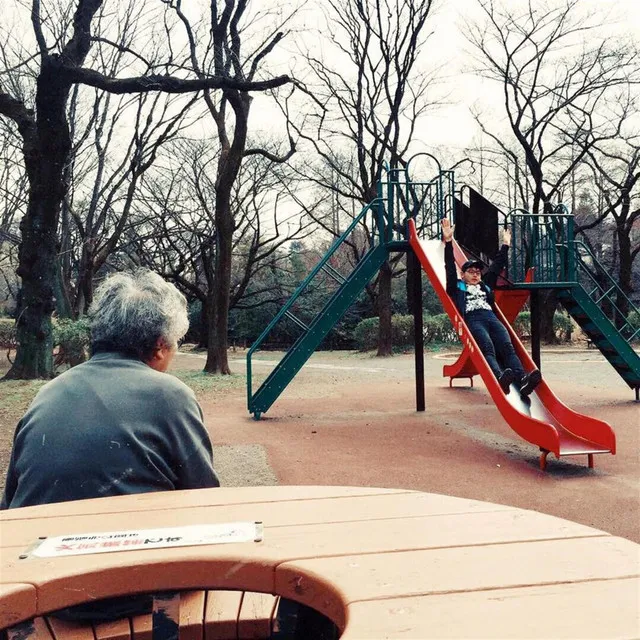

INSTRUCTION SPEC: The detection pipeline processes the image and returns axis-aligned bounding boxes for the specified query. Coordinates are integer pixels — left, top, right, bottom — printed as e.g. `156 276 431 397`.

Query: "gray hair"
89 269 189 361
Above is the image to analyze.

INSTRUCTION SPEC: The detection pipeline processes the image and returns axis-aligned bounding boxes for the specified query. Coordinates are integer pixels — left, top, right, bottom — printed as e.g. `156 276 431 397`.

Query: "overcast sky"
418 0 640 149
250 0 640 156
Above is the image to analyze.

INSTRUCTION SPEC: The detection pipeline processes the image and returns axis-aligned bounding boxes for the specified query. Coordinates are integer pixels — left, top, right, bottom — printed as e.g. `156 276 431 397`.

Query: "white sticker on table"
27 522 263 558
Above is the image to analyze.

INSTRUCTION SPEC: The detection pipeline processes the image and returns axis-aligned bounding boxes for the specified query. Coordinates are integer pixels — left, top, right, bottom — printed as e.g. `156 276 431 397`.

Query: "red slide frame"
408 220 615 469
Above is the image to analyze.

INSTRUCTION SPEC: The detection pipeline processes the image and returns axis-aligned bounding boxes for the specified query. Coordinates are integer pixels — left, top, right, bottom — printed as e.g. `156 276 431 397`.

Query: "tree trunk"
204 215 233 374
538 290 559 344
5 204 57 379
376 260 393 357
74 249 95 317
203 92 251 375
616 227 632 322
198 298 209 349
5 62 72 379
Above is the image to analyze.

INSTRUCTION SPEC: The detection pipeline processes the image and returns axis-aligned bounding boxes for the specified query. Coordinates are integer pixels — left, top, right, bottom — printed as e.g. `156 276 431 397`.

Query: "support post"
408 249 425 411
530 289 541 370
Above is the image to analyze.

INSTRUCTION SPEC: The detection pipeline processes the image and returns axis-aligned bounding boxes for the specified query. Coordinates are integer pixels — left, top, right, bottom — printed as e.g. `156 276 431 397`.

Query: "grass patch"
172 370 246 395
0 380 47 414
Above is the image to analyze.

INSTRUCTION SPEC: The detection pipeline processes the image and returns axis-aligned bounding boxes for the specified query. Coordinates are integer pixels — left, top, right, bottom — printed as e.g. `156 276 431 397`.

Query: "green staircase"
557 242 640 397
247 160 455 418
509 209 640 398
247 200 390 419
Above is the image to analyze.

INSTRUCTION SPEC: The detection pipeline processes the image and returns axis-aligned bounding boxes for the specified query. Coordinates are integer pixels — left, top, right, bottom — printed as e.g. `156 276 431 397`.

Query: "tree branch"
90 36 153 69
0 90 36 140
62 66 292 94
30 0 48 56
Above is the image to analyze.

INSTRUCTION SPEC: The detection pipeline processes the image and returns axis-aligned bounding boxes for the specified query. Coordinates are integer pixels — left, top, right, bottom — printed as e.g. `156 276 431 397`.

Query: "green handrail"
385 169 453 240
573 240 640 342
508 210 575 284
246 198 383 407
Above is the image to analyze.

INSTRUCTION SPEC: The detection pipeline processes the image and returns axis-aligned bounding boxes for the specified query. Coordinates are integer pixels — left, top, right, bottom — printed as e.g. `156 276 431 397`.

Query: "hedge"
0 318 16 350
513 311 574 342
0 317 91 367
353 313 457 351
53 318 91 367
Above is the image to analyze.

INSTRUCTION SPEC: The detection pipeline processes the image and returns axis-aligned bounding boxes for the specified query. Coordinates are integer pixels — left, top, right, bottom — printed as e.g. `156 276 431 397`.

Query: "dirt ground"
183 347 639 543
1 346 638 544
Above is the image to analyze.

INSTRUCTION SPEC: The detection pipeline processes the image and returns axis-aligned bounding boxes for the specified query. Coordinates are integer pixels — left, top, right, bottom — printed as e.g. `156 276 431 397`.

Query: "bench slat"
237 594 277 640
131 615 152 640
47 616 95 640
203 591 242 640
177 592 205 640
94 617 130 640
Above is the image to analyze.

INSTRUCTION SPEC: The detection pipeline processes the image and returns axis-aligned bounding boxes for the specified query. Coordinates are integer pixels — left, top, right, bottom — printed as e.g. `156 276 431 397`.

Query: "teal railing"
246 198 384 407
508 208 576 285
381 166 454 241
573 241 640 343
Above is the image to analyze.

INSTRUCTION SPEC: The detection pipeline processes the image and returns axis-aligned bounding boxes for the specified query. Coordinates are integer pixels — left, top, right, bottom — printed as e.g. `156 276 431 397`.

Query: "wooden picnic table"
1 485 639 639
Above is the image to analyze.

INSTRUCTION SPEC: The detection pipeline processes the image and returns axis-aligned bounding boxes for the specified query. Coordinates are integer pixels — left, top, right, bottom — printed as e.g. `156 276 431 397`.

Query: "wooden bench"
6 590 281 640
2 486 639 639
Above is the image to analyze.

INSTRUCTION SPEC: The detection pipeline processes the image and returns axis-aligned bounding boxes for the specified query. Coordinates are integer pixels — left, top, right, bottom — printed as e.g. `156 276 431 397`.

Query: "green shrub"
53 317 91 368
553 311 573 341
422 313 457 344
513 311 530 339
0 318 16 349
353 313 458 350
353 317 380 351
391 314 414 346
514 310 573 342
627 310 640 342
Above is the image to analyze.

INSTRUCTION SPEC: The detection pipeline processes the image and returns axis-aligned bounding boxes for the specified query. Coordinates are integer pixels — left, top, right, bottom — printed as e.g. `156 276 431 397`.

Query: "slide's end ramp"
408 220 615 470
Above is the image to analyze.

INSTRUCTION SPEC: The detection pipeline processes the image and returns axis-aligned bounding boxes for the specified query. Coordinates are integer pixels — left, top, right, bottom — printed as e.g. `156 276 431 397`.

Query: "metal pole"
530 289 541 370
408 248 425 411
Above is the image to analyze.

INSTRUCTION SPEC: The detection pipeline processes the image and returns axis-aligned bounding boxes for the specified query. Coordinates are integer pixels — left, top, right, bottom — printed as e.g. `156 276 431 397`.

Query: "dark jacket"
445 241 509 317
0 352 220 622
1 352 219 509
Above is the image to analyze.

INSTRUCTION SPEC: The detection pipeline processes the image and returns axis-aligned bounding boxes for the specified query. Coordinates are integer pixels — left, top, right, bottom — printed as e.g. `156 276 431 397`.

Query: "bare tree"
163 2 299 374
578 120 640 315
0 119 26 304
124 137 314 346
0 0 291 379
60 88 200 317
467 0 639 341
293 0 440 356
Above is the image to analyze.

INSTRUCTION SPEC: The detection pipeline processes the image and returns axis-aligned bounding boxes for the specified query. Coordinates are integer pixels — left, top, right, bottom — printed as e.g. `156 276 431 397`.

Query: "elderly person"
442 218 541 397
1 269 219 509
1 270 219 621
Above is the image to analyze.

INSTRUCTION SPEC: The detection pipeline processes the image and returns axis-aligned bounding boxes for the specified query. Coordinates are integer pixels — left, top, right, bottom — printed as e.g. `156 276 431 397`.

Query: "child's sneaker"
520 370 542 397
498 368 514 394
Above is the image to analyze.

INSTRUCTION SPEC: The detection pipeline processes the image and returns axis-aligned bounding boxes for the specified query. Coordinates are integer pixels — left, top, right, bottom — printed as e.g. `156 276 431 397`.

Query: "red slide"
408 220 615 470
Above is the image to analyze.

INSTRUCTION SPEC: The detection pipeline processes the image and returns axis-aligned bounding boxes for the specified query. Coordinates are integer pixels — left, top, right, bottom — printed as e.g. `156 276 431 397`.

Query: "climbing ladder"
247 199 391 418
559 242 640 399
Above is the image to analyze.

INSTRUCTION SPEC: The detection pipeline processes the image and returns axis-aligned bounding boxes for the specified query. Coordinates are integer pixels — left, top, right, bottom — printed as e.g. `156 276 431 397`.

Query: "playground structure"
247 156 640 469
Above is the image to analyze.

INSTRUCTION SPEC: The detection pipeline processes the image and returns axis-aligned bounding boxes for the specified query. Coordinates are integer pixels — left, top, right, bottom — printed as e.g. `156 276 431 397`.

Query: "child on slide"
442 218 541 397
